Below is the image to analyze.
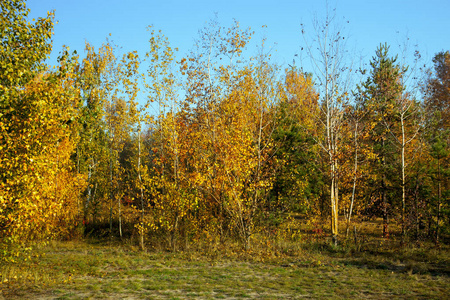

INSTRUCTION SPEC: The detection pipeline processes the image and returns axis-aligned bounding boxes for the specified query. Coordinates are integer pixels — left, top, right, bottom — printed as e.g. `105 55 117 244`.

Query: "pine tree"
362 43 406 237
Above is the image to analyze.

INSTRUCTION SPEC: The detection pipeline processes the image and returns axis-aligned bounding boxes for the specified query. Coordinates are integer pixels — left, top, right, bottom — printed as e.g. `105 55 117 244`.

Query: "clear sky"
26 0 450 76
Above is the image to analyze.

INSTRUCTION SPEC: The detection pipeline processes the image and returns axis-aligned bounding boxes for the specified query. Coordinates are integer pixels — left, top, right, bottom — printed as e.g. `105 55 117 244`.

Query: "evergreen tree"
361 43 406 237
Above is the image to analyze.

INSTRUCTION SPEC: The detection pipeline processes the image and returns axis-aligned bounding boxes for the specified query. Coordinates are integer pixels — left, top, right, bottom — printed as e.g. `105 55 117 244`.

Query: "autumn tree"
143 27 193 250
76 42 114 227
179 18 231 242
270 67 322 221
178 19 283 248
426 51 450 132
424 51 450 243
106 50 141 238
301 8 352 245
117 50 148 249
74 40 142 239
0 0 85 251
340 94 371 237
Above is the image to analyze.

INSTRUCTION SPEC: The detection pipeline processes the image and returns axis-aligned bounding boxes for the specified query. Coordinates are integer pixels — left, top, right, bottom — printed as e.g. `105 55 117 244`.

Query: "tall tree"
77 42 113 227
179 19 282 249
424 51 450 244
0 0 86 249
362 43 406 238
144 27 190 249
341 94 371 238
271 67 321 221
426 51 450 132
301 8 351 245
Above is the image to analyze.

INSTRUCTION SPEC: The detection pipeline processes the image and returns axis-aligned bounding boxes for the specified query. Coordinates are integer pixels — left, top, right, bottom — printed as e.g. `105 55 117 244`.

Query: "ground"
1 235 449 299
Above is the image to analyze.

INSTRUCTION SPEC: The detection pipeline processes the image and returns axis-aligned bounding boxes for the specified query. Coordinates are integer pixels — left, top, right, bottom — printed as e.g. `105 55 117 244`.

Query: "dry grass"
0 219 449 299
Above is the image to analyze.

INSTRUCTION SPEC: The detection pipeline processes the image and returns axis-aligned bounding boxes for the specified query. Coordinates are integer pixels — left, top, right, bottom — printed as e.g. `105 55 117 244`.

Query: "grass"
0 218 449 299
0 238 449 299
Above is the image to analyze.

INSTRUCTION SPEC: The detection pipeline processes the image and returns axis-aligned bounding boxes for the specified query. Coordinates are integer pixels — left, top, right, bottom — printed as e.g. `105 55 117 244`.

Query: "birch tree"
301 8 352 245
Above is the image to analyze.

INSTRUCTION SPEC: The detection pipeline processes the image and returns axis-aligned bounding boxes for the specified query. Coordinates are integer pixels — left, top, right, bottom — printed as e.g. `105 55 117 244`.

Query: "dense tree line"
1 0 448 256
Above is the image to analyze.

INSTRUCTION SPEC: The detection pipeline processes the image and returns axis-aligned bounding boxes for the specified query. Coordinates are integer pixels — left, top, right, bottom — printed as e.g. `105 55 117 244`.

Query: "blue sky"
27 0 450 75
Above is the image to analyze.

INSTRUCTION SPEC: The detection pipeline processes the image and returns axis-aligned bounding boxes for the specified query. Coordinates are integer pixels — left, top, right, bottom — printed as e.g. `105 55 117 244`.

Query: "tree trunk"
401 116 406 244
138 128 145 250
413 177 420 241
331 159 338 246
436 157 441 245
382 138 389 238
346 123 359 238
119 191 122 238
109 140 113 237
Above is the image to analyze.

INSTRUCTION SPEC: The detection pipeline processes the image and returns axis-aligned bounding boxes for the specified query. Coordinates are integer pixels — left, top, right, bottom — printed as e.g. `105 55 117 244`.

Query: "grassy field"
1 241 448 299
1 219 449 299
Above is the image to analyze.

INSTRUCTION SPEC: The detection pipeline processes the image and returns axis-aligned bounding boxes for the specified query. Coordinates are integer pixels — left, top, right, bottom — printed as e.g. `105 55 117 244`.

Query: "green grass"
0 237 449 299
